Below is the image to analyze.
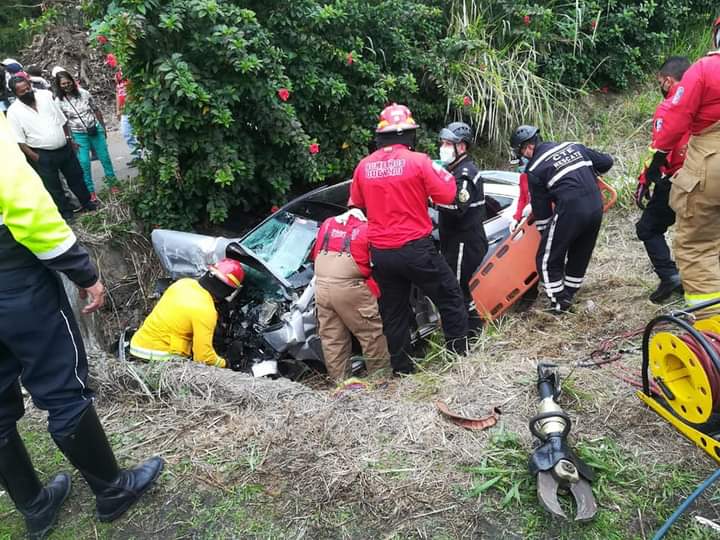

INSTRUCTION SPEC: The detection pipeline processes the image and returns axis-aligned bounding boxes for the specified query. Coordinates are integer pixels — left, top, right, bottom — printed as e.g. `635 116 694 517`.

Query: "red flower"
105 53 118 68
309 143 320 154
463 95 472 106
346 52 354 65
599 86 609 94
523 15 531 26
97 35 108 45
591 19 597 30
277 88 290 102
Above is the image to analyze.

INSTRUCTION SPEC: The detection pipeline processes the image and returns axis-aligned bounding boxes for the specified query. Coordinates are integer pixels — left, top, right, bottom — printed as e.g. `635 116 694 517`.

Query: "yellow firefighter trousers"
315 277 389 381
669 122 720 304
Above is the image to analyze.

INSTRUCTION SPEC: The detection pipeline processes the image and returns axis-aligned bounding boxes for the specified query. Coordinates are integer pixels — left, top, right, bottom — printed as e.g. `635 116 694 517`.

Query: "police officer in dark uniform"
436 122 488 330
511 125 614 312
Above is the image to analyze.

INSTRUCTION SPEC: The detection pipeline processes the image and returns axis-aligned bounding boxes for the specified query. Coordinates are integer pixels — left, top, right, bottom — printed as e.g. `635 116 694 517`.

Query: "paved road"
91 126 138 191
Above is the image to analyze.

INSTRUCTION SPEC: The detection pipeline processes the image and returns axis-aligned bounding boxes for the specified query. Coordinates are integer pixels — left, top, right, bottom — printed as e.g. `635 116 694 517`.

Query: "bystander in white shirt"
6 89 67 150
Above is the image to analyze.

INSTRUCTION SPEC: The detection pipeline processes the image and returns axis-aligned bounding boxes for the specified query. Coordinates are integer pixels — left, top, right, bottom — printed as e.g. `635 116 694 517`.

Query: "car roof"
297 169 520 207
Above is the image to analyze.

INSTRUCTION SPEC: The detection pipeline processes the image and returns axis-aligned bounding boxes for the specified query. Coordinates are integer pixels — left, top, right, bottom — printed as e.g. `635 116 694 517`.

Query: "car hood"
151 229 294 294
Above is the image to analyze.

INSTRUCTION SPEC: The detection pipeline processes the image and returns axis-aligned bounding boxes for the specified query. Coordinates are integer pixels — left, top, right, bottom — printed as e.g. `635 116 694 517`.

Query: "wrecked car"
150 173 520 378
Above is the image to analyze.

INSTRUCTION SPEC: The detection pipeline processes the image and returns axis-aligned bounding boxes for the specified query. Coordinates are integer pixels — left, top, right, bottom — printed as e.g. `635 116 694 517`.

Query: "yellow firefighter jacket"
130 278 226 368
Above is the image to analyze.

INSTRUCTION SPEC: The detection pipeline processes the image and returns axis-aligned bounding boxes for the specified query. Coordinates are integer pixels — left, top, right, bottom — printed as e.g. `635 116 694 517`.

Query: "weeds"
462 431 715 539
445 1 573 148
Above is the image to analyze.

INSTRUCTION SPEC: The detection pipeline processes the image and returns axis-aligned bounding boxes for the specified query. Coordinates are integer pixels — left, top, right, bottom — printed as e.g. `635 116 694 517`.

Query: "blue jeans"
120 114 139 157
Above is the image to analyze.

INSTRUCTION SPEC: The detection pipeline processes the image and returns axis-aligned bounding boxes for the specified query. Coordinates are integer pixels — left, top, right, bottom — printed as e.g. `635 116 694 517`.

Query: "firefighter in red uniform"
312 204 390 381
655 18 720 306
350 104 468 374
634 56 691 303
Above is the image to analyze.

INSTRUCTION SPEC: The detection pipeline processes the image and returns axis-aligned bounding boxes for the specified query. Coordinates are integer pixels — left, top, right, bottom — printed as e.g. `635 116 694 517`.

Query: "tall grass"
443 0 575 149
667 24 713 61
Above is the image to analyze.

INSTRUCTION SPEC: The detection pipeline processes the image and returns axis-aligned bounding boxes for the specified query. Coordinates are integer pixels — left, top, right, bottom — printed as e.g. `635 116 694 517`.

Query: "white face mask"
439 145 456 164
516 156 529 172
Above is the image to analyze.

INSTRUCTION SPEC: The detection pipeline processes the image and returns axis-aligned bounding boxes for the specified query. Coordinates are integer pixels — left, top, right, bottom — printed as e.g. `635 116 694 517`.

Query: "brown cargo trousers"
669 122 720 304
315 278 389 381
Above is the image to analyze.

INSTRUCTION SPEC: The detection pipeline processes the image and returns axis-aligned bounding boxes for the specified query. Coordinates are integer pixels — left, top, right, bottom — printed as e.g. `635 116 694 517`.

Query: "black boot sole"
27 473 72 540
96 460 164 523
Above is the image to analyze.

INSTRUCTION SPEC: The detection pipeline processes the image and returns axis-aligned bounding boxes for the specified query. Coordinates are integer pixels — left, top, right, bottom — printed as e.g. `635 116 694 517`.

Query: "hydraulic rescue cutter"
637 298 720 463
529 363 597 521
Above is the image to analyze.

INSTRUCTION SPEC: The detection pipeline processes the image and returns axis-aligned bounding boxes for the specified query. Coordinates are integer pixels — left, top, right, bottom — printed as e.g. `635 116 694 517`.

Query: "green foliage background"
90 0 451 229
5 0 716 228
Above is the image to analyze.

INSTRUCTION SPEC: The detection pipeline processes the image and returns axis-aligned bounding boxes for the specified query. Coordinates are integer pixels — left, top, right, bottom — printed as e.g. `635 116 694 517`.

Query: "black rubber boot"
0 429 71 539
650 274 683 304
52 406 164 522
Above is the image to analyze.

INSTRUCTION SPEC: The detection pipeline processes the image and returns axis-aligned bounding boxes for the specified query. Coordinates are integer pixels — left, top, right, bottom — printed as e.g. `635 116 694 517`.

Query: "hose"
652 467 720 540
679 331 720 411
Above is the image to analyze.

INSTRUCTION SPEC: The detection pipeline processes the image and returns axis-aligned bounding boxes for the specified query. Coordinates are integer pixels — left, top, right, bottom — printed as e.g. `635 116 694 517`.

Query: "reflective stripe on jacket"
130 278 226 368
0 113 96 286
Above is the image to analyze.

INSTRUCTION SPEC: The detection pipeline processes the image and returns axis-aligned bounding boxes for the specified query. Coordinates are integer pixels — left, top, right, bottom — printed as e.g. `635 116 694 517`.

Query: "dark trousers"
636 177 678 280
371 237 469 373
536 199 603 308
441 236 487 330
30 144 91 218
0 266 93 439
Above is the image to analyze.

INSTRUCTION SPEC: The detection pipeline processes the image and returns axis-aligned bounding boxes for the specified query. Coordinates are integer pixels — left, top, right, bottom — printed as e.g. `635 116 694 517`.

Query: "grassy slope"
4 83 720 540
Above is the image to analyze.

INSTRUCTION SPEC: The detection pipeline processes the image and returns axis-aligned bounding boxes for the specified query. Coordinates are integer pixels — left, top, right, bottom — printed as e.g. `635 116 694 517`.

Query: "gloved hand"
645 150 667 185
635 170 651 209
645 163 662 184
508 218 519 233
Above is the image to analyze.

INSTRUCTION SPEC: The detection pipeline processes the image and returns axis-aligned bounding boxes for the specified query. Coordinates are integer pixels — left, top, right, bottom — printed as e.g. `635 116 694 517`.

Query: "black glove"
645 151 668 184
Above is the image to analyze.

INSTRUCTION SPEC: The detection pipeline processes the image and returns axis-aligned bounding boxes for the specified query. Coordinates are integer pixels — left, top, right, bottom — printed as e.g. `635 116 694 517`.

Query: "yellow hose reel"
639 312 720 464
648 331 713 424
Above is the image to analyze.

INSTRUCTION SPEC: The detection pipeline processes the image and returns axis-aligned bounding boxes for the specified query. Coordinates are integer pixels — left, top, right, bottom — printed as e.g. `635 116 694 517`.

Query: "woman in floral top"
53 68 118 200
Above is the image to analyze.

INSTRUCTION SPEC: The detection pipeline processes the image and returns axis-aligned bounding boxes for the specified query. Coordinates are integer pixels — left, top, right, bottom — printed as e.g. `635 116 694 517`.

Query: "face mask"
516 156 529 172
439 145 455 164
17 90 35 106
659 82 668 98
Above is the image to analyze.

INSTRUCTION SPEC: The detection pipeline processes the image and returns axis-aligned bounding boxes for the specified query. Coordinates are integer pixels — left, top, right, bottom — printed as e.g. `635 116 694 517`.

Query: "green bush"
91 0 451 229
456 0 716 90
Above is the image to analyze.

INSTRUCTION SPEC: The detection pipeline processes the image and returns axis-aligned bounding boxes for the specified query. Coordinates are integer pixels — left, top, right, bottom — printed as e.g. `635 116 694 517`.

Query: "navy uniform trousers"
0 265 93 439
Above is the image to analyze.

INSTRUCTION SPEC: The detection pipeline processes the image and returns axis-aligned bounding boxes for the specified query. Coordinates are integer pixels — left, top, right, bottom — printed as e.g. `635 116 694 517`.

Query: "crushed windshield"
241 211 319 279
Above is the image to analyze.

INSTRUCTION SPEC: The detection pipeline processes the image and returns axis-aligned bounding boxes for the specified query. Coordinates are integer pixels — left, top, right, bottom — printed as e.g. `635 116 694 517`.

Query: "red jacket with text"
654 53 720 152
350 144 456 249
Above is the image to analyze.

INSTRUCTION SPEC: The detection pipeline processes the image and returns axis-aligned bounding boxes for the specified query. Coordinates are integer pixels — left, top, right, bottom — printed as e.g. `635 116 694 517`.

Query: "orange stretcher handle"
597 177 617 213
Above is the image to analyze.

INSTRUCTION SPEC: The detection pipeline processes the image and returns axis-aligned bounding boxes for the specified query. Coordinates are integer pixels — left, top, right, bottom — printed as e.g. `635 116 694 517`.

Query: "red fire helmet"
208 258 245 289
375 103 418 133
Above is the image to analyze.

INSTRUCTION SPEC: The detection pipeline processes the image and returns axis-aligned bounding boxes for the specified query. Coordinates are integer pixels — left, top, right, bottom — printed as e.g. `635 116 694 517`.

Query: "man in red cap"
350 104 469 374
130 258 245 368
312 202 389 381
656 17 720 306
